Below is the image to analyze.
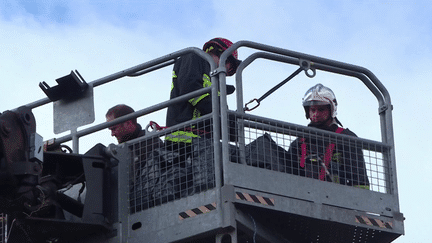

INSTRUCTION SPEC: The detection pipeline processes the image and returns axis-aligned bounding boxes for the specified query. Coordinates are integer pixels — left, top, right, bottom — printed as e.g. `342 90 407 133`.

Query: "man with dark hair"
106 104 164 162
106 104 171 212
106 104 143 143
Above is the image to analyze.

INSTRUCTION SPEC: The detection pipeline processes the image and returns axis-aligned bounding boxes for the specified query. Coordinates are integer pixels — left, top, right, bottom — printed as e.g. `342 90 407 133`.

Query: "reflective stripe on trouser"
165 131 200 143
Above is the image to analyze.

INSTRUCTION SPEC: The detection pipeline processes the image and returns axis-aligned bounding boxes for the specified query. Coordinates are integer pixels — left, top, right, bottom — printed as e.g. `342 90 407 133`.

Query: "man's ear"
123 120 135 130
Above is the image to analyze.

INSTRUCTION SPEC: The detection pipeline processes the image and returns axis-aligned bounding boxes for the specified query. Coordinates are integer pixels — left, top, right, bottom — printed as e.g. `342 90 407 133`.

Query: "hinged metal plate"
53 85 95 134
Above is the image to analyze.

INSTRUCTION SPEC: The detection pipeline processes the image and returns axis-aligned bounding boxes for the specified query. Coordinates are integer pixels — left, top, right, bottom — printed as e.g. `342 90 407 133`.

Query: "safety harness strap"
300 127 344 181
319 127 344 181
300 138 307 168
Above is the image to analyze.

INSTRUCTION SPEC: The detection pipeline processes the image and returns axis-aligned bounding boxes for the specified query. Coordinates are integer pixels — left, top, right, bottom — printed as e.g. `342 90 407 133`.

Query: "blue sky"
1 1 431 242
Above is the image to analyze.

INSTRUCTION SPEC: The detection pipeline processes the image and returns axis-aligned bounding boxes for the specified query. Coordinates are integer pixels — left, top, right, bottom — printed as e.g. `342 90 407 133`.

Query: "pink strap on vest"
300 138 307 168
319 127 344 181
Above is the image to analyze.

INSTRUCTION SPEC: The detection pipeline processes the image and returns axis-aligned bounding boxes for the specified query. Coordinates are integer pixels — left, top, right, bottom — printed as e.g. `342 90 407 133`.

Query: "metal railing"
219 40 399 197
22 47 218 154
0 214 5 243
23 41 398 198
229 112 390 193
19 40 403 242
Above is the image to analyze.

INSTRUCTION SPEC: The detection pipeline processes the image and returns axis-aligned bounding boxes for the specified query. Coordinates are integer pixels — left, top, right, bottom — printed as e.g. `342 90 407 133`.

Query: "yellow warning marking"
235 192 275 206
179 203 217 220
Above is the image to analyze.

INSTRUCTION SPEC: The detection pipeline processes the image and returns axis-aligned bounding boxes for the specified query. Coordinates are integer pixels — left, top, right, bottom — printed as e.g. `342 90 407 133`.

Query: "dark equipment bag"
244 133 289 172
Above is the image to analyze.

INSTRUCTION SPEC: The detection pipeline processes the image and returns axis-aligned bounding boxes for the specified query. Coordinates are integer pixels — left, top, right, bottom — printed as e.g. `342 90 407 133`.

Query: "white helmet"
302 83 338 119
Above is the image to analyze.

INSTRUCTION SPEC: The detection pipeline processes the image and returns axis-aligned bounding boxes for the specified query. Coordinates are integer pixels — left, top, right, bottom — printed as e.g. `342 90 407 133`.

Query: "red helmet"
203 37 241 76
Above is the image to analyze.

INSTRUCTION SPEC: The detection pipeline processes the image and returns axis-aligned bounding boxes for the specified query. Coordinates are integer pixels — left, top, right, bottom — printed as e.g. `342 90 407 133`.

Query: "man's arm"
342 129 370 188
176 53 212 115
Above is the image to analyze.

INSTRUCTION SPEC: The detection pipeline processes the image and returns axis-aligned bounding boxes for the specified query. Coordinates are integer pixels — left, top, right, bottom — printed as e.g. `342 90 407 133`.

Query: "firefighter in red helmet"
202 38 241 76
165 38 240 146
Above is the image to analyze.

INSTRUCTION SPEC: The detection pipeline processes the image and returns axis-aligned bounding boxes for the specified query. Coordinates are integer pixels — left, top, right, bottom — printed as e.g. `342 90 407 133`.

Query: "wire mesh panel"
128 118 216 214
229 113 392 194
0 214 5 243
363 149 390 193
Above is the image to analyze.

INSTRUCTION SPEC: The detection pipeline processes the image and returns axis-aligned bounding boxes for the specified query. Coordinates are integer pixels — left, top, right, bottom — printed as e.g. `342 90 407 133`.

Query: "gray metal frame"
19 41 403 242
0 214 5 243
219 41 398 194
219 41 403 242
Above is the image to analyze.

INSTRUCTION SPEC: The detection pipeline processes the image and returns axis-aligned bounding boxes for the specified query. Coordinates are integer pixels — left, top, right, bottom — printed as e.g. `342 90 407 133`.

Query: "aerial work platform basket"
109 41 404 243
2 41 404 243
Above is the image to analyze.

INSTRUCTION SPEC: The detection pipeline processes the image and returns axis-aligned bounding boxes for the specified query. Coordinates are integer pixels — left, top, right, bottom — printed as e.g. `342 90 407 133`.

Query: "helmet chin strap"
334 117 343 127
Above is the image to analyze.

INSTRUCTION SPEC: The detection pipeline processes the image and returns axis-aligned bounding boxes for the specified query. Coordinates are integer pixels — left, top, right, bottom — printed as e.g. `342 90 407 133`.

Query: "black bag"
190 137 216 192
245 133 288 172
130 148 191 212
130 137 219 212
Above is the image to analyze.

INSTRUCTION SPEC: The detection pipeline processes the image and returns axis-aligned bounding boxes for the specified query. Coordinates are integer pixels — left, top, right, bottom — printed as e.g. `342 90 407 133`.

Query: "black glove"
226 85 235 95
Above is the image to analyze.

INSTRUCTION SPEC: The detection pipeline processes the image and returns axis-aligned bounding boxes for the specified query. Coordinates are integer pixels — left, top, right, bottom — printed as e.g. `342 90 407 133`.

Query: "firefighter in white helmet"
287 83 370 188
302 83 342 128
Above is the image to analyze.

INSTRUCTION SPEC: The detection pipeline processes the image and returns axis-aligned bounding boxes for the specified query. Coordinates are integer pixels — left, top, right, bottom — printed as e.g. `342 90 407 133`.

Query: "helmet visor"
302 84 335 106
227 56 241 76
302 100 330 107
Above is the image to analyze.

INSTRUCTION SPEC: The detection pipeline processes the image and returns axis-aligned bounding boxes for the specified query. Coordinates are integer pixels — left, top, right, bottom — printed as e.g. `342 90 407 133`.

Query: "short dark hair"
106 104 137 124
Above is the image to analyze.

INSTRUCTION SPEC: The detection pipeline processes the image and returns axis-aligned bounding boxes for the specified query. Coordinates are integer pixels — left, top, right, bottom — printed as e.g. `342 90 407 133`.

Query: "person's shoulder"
179 52 205 62
175 52 207 68
288 136 301 148
341 127 358 137
329 124 358 137
137 129 146 138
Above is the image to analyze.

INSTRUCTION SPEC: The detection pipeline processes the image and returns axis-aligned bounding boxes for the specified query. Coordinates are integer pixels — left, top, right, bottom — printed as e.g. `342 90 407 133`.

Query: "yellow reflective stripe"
165 131 199 143
192 108 201 120
189 93 210 106
188 74 212 106
171 71 177 91
332 175 340 184
205 46 222 54
203 74 211 87
332 152 342 163
205 46 214 53
354 185 370 190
